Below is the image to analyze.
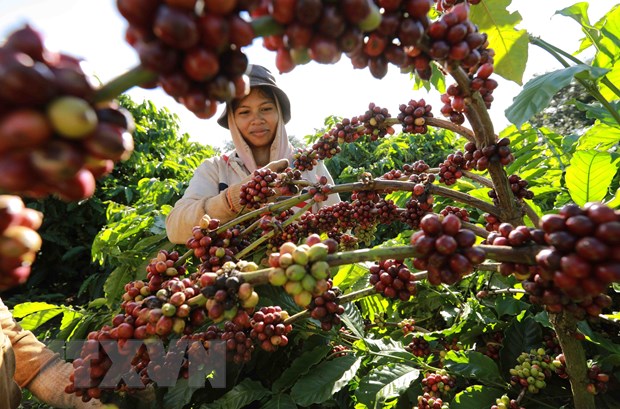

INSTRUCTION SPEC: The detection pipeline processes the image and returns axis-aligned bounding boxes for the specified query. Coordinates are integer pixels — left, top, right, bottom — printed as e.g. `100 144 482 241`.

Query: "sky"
0 0 614 150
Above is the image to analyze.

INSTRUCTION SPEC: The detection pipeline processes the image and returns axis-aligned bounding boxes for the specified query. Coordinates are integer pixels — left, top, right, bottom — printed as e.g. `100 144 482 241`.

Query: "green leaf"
574 100 620 125
487 28 529 85
261 394 297 409
104 266 138 308
163 378 198 409
577 321 620 355
499 317 542 374
333 263 369 291
12 302 60 318
495 295 530 317
290 355 362 406
272 345 331 393
200 379 271 409
18 308 64 331
450 385 505 409
355 363 420 408
443 350 504 384
505 65 594 128
605 188 620 209
470 0 522 28
565 151 620 206
576 122 620 151
470 0 527 84
341 302 365 340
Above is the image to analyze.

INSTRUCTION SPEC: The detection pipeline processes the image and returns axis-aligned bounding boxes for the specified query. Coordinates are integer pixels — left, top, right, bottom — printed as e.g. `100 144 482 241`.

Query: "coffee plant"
3 1 620 409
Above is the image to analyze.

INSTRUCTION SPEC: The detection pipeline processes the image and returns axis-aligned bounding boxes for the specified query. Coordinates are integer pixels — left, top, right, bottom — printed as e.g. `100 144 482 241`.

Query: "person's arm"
166 158 289 244
0 299 102 408
166 159 240 244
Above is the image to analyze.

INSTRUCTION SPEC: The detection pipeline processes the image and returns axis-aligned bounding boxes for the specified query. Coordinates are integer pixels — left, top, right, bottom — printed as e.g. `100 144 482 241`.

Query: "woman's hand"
263 158 289 173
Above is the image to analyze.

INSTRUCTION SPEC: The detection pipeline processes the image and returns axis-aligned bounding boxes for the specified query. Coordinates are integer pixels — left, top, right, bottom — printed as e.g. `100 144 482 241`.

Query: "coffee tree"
2 1 620 409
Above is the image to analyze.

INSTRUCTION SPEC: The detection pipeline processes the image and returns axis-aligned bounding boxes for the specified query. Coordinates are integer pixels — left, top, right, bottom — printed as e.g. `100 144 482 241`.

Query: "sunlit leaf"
565 151 620 205
470 0 527 83
451 385 504 409
605 188 620 208
577 122 620 150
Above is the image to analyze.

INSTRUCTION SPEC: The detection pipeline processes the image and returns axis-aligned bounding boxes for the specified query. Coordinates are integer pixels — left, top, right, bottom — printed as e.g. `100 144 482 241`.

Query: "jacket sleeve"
166 159 246 244
0 298 102 408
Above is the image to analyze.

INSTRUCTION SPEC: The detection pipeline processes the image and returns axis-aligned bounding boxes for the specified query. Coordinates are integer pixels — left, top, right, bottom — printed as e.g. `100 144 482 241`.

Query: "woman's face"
233 88 279 149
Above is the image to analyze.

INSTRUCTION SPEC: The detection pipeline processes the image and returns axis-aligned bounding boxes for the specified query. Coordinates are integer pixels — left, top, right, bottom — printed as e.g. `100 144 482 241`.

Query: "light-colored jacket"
166 104 340 244
0 298 101 409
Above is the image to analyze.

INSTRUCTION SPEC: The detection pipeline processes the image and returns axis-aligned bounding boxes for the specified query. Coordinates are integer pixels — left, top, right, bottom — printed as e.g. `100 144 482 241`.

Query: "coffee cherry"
398 99 434 134
249 306 292 352
412 213 485 285
369 259 418 301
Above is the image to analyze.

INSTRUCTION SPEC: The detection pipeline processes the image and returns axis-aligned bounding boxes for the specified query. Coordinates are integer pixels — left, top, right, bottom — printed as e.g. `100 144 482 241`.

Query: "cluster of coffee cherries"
311 132 341 161
333 232 360 251
326 115 365 144
409 172 436 203
330 344 349 358
553 355 611 395
509 348 555 394
306 175 333 203
239 167 278 209
0 195 43 291
220 319 254 364
488 174 534 206
375 198 400 225
490 395 525 409
348 0 435 79
361 103 394 141
185 215 245 272
483 213 501 232
438 151 470 185
253 0 382 73
249 306 292 352
309 280 344 331
400 195 433 229
416 392 449 409
406 335 432 357
477 331 503 360
421 370 457 397
117 0 257 118
463 138 513 171
398 99 434 134
485 223 545 281
0 25 134 201
143 249 187 294
411 213 486 285
369 259 418 301
267 235 335 307
292 148 319 172
65 326 138 401
199 267 259 322
530 202 619 315
440 206 469 222
398 318 417 335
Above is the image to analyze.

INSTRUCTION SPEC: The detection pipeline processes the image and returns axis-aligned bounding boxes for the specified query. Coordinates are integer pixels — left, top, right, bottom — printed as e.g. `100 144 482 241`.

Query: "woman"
166 65 340 244
1 298 102 408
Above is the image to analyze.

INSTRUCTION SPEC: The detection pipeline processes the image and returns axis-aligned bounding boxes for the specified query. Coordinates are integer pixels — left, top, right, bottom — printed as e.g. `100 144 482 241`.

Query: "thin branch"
425 117 476 141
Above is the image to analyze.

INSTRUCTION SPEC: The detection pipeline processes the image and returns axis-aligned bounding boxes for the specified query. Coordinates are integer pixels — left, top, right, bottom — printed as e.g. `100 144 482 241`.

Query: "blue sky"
0 0 612 149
